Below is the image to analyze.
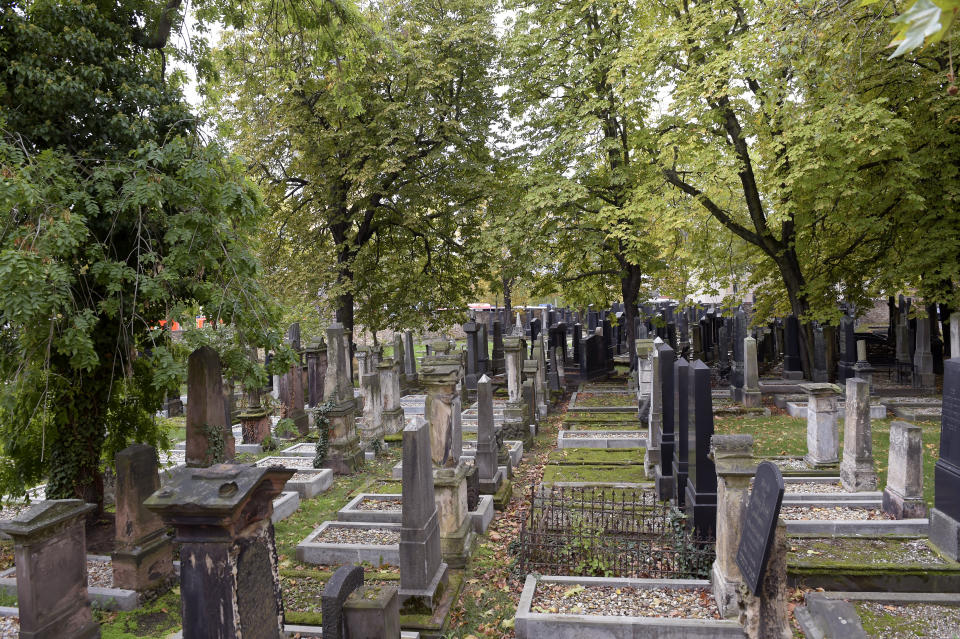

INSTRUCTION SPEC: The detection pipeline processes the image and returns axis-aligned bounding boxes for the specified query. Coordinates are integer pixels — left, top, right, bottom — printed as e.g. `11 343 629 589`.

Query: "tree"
0 0 286 507
209 0 499 338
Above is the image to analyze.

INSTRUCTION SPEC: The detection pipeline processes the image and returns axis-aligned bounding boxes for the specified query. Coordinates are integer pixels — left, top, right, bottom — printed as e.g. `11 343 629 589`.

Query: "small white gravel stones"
9 558 113 588
532 584 720 619
563 432 642 439
782 481 848 495
257 456 315 469
0 616 18 638
790 538 946 565
858 602 960 639
315 527 399 545
779 506 893 521
771 458 810 471
357 497 401 511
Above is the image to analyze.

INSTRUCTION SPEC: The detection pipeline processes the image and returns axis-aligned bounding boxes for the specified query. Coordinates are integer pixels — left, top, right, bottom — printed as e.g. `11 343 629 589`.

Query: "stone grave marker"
322 564 364 639
403 329 418 383
932 358 960 559
186 346 234 467
475 375 503 494
323 322 364 474
305 338 328 407
656 343 676 501
882 421 925 519
743 336 761 407
783 315 803 380
673 357 690 508
914 313 935 390
686 359 718 539
801 383 840 467
737 461 785 595
839 377 878 492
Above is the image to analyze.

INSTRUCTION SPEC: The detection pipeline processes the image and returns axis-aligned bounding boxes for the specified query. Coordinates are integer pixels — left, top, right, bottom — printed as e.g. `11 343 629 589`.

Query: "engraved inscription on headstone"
736 461 785 595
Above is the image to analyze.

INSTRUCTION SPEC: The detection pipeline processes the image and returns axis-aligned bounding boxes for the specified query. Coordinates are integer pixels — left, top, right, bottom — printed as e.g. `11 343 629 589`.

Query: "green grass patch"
563 412 638 423
366 479 403 494
574 392 635 407
541 462 649 484
96 587 182 639
856 601 960 638
547 448 645 465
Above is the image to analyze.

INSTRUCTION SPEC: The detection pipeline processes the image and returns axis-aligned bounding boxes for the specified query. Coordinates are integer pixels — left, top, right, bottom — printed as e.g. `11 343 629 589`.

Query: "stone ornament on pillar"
145 464 294 639
0 500 100 639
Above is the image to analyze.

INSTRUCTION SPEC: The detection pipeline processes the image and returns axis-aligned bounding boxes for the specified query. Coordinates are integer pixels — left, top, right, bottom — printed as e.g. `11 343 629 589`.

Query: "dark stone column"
186 346 234 466
686 360 718 539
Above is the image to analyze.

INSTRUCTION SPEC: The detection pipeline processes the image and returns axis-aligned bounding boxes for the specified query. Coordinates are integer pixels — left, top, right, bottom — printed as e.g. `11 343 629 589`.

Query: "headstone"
572 323 582 364
783 315 803 380
914 312 935 389
145 464 294 639
802 383 840 467
644 343 662 475
344 584 401 639
323 323 364 474
475 375 503 494
305 339 328 407
730 310 746 399
379 357 405 435
421 344 463 467
896 307 912 383
852 339 873 388
736 461 785 595
186 346 234 467
403 330 418 382
478 322 490 376
718 324 729 367
322 565 364 639
399 418 450 610
686 359 718 539
743 336 761 407
529 318 542 356
112 445 174 592
463 320 480 390
931 358 960 559
491 321 505 374
952 315 960 359
0 500 100 639
837 316 856 382
839 377 878 492
710 434 756 618
673 358 690 508
882 421 926 519
812 325 828 382
360 371 384 445
656 343 676 501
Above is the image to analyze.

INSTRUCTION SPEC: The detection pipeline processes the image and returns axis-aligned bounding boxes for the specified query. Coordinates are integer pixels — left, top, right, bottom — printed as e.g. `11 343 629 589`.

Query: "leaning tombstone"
736 461 790 639
0 500 100 639
931 358 960 559
882 421 926 519
186 345 234 467
145 463 293 639
112 444 174 593
839 377 878 492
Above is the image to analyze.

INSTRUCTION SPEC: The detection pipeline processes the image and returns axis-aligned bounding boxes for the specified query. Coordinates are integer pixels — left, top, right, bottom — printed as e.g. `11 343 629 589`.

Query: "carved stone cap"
799 382 842 396
144 463 293 516
710 434 756 475
0 499 94 540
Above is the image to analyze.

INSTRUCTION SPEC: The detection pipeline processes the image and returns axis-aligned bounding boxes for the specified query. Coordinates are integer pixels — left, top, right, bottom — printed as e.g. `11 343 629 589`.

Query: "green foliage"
260 434 278 452
275 418 297 439
311 400 335 468
200 423 226 466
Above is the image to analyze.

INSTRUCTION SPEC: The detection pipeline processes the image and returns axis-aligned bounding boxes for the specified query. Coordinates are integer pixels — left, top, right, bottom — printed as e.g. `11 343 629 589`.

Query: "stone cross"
882 421 926 519
399 417 449 612
839 377 878 492
186 346 234 467
801 383 840 468
743 336 761 407
0 500 99 639
112 445 174 592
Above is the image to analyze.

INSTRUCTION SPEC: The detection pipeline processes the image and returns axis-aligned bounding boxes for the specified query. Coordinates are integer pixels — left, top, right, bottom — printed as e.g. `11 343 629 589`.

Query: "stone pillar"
914 312 935 390
145 464 293 639
673 358 690 509
112 445 174 593
475 375 504 495
802 383 840 468
533 340 548 418
783 315 803 380
420 344 463 467
323 322 364 474
952 315 960 359
840 377 878 492
399 417 449 613
491 321 505 374
305 339 328 407
360 371 384 446
403 330 418 383
478 322 490 377
186 346 234 467
379 357 405 436
852 340 873 390
0 500 100 639
502 335 528 446
738 521 791 639
463 320 480 391
686 359 718 539
644 343 662 475
656 343 676 501
812 326 828 383
743 336 761 408
882 421 926 519
239 351 271 444
710 435 756 618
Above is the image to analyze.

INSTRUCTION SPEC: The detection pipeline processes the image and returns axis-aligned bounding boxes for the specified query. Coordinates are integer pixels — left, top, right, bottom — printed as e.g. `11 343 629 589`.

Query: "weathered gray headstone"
801 383 840 468
322 322 364 474
840 378 878 492
743 336 761 408
711 434 755 618
914 313 935 390
186 346 234 467
882 421 926 519
403 329 418 382
931 358 960 558
475 375 502 494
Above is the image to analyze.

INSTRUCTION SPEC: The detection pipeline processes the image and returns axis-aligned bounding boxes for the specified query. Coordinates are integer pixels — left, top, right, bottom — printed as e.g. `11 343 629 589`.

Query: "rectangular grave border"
271 491 300 523
515 575 745 639
784 518 928 535
557 430 646 449
0 554 139 611
337 493 495 535
296 521 400 567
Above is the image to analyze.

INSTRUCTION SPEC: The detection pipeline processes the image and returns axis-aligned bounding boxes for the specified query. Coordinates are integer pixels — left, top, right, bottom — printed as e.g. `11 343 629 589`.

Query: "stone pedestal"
0 500 100 639
145 464 292 639
801 383 840 467
882 421 926 519
359 371 384 446
738 521 791 639
379 358 405 436
433 463 475 568
239 410 272 444
344 585 401 638
421 352 462 468
743 336 762 408
710 434 756 619
323 323 364 474
112 445 174 593
840 378 878 492
186 346 235 467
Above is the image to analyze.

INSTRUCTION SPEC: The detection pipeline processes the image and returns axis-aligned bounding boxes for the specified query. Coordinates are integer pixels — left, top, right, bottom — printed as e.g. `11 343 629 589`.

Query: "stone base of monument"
111 530 174 594
296 521 400 567
0 555 141 612
463 440 523 466
515 575 745 639
654 468 674 502
490 478 512 511
783 370 805 381
711 562 741 619
239 410 272 444
881 486 927 519
326 438 366 475
742 389 762 408
784 517 928 535
802 454 839 470
930 508 960 561
438 514 474 569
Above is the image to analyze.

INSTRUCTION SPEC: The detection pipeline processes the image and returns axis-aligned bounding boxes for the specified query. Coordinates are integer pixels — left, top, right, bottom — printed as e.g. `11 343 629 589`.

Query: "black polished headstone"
673 358 690 508
685 359 717 539
657 344 676 500
935 358 960 520
784 315 803 374
736 461 785 595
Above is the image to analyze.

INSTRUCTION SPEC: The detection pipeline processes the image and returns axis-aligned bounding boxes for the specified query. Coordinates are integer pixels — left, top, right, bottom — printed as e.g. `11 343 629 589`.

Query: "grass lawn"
546 448 645 465
573 392 635 407
714 413 941 508
541 462 649 484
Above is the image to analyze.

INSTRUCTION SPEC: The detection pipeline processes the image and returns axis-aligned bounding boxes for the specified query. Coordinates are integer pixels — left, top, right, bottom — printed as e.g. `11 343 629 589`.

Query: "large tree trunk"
773 248 814 379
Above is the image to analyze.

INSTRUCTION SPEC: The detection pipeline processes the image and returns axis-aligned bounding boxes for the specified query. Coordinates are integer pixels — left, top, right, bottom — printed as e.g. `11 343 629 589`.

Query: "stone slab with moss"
541 462 649 484
547 448 646 466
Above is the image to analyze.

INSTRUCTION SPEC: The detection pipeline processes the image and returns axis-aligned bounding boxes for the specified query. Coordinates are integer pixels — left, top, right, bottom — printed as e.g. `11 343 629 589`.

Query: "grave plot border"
795 590 960 638
515 575 745 639
296 521 400 567
557 430 646 449
254 459 333 499
272 491 301 523
337 493 495 534
0 554 139 611
785 518 928 535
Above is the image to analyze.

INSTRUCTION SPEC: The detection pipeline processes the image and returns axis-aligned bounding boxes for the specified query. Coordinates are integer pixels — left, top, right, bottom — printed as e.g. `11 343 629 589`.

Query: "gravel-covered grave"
779 506 894 521
856 601 960 639
770 458 810 471
789 537 947 565
356 497 402 511
314 526 400 545
8 557 113 588
781 481 849 494
531 583 720 619
0 616 17 639
562 431 643 439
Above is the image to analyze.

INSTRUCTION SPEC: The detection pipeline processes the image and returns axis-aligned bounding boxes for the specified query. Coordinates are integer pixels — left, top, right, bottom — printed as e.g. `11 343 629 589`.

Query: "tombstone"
323 323 364 474
403 329 418 383
379 357 405 436
823 324 838 384
882 421 926 519
144 464 294 639
529 318 542 356
837 316 856 383
420 343 463 467
914 312 935 390
811 325 828 382
952 315 960 359
475 375 503 495
783 315 803 380
686 360 718 539
322 565 364 639
601 317 614 369
656 343 676 501
451 383 464 463
931 358 960 559
112 445 174 592
743 336 761 408
571 323 582 364
837 377 878 492
579 333 606 380
491 320 505 374
305 339 328 407
643 343 663 476
478 322 490 376
710 434 756 618
547 345 561 391
736 462 789 639
673 358 690 509
164 395 184 417
533 340 548 418
852 340 873 389
801 383 840 468
896 308 912 383
278 327 309 436
463 320 480 391
239 353 271 445
730 310 746 400
186 346 234 467
718 324 729 367
0 500 100 639
691 324 704 361
360 371 384 446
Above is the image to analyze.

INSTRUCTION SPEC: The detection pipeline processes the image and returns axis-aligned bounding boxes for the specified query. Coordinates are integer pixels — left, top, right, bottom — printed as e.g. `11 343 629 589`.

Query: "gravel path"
532 584 720 619
356 497 401 511
780 506 893 521
858 602 960 638
315 527 399 545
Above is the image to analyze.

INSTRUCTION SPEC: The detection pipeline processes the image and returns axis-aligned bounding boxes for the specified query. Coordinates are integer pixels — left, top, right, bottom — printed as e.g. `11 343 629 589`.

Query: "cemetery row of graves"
0 300 958 638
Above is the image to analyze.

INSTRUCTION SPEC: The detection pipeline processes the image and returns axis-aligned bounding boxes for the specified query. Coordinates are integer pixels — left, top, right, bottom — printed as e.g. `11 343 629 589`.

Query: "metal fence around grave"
517 484 714 579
